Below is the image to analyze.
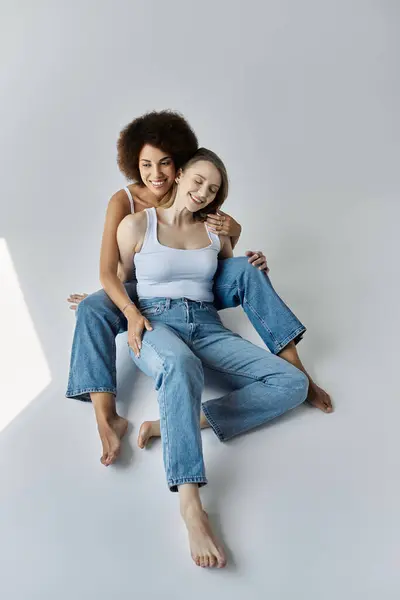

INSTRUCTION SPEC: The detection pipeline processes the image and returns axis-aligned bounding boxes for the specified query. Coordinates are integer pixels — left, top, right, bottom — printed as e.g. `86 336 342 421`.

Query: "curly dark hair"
117 110 198 182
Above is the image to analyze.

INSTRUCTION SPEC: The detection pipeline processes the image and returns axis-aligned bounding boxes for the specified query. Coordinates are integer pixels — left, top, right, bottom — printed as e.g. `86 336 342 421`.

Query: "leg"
66 283 136 464
66 283 137 400
213 256 306 353
130 321 226 567
129 322 207 491
138 411 209 448
179 484 226 568
192 313 309 441
92 393 128 466
278 342 333 413
213 257 332 412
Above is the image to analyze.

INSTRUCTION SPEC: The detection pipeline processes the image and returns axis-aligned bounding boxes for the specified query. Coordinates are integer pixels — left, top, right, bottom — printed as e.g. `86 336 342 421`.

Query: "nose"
151 164 162 179
199 181 208 198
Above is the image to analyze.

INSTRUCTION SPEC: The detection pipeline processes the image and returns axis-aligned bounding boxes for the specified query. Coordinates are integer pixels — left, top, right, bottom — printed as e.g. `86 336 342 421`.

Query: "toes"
217 551 227 568
193 555 201 567
209 555 217 568
107 450 118 465
200 556 208 568
138 423 150 448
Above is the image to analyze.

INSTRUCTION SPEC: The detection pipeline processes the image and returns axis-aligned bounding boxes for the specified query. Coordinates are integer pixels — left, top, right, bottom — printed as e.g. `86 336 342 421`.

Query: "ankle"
96 409 119 425
179 492 203 520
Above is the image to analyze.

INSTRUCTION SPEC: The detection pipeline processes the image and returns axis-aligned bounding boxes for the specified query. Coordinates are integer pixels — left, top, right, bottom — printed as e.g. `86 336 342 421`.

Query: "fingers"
247 251 270 273
206 215 225 225
144 319 153 331
252 257 266 267
206 214 226 234
247 252 259 264
128 336 141 358
67 293 88 304
207 223 229 235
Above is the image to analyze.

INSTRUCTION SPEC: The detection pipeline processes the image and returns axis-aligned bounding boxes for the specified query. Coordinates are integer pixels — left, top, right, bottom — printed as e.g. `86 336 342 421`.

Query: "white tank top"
135 207 220 302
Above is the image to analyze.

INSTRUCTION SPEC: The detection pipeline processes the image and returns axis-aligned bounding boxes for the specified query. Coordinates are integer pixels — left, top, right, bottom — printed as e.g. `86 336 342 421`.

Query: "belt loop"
165 298 171 310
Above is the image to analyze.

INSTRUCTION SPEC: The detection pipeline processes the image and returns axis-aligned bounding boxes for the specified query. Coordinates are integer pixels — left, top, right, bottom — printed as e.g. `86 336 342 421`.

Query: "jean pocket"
140 303 165 317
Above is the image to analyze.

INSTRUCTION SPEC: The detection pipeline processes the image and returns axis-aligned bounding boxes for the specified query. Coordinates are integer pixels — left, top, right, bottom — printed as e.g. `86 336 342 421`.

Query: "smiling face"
138 144 176 198
176 160 222 214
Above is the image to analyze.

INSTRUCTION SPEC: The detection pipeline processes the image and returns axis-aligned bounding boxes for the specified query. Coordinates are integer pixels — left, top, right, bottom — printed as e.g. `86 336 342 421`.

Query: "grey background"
1 1 399 598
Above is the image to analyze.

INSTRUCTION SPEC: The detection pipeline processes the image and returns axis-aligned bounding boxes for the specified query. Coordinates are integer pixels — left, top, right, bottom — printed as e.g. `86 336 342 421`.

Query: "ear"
175 168 183 184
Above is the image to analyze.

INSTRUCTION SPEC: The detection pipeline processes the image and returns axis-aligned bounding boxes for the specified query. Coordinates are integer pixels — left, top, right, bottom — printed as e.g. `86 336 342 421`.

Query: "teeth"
190 194 203 204
152 180 166 187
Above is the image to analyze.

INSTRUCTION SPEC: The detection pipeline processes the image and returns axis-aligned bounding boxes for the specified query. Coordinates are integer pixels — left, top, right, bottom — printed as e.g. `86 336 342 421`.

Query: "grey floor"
1 1 399 598
1 304 398 600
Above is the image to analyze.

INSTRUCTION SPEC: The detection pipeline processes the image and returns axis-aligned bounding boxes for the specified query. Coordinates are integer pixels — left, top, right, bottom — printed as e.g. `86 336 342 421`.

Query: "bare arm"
114 212 153 356
99 190 136 312
218 235 234 260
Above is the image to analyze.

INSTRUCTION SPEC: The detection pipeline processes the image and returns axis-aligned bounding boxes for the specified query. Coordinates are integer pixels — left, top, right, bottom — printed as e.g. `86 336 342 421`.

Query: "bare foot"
67 293 88 310
138 412 210 449
97 416 128 466
307 382 333 413
182 506 227 569
137 420 159 448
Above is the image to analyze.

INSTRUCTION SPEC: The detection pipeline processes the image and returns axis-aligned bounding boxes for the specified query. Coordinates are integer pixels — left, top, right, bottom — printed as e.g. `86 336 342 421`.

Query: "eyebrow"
140 156 171 162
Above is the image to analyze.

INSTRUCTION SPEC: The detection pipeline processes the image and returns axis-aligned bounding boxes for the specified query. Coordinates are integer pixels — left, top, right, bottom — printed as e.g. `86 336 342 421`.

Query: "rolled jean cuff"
65 387 117 403
168 476 208 493
272 325 307 354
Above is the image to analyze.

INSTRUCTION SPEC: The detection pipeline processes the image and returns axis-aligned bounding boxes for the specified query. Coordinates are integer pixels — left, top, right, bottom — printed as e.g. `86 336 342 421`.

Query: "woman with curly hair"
66 110 332 467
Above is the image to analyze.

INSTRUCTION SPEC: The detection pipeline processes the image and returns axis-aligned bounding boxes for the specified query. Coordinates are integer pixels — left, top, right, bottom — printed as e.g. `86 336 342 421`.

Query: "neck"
161 195 196 226
136 183 167 207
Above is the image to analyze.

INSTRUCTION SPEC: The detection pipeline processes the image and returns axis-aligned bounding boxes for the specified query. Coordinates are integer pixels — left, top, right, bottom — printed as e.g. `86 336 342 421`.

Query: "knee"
236 255 270 284
174 352 202 372
286 367 309 403
166 352 203 379
76 290 116 322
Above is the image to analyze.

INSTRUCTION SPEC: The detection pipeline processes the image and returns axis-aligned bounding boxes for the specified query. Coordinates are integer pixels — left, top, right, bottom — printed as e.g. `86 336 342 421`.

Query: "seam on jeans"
274 326 307 354
221 407 293 442
168 476 207 488
66 387 116 397
201 404 225 441
139 339 171 476
242 294 278 344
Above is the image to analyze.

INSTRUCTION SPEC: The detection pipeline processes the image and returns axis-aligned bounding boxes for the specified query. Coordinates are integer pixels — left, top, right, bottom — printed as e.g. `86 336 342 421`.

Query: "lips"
190 193 203 205
151 179 167 188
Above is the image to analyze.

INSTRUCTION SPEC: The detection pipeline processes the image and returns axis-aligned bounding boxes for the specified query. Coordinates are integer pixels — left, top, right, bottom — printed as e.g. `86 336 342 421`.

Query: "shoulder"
118 210 148 237
105 188 133 219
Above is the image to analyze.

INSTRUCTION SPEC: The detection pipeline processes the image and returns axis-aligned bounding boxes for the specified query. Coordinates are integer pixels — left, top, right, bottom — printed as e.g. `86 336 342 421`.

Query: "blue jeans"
131 297 309 491
66 257 306 401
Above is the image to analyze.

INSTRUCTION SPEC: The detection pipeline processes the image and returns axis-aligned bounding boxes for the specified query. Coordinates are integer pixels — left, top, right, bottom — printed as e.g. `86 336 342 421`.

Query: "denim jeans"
131 297 309 491
66 256 306 401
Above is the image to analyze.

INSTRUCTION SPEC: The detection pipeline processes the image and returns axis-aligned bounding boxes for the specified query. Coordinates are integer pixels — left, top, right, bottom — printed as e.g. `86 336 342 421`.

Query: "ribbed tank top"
134 208 220 302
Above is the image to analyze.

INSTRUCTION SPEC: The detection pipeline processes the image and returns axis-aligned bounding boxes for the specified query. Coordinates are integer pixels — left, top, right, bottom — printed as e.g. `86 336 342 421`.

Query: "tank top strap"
206 228 221 252
124 186 134 213
140 207 159 252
